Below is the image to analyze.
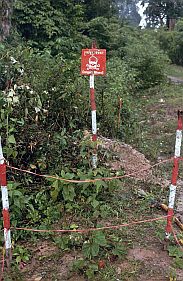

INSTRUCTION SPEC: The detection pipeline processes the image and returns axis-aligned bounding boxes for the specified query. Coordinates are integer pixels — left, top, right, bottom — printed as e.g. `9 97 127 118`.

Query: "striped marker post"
165 110 183 239
0 138 11 263
81 42 106 168
90 41 97 168
90 71 97 168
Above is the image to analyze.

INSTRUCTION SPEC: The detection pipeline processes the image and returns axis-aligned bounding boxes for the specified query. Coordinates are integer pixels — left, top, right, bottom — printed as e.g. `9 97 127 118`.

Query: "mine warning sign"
81 49 106 76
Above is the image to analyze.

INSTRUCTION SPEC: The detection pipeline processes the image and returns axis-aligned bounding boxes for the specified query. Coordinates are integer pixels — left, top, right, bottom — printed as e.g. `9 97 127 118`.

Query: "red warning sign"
81 49 106 76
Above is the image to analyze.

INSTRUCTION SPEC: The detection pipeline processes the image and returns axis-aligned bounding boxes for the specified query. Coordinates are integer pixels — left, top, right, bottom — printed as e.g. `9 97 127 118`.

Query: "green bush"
157 20 183 66
123 32 169 88
0 43 137 168
96 57 137 138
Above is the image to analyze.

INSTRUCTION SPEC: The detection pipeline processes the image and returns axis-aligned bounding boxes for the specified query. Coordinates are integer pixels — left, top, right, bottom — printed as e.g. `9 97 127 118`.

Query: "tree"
13 0 120 52
0 0 14 41
142 0 183 28
81 0 118 20
117 0 141 26
13 0 84 48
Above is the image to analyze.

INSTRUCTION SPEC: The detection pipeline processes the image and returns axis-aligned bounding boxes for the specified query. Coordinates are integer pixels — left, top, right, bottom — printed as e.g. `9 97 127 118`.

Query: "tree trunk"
169 18 176 31
0 0 13 42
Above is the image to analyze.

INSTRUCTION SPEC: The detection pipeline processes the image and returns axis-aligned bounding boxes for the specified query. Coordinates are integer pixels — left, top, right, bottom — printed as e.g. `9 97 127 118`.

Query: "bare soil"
99 136 152 181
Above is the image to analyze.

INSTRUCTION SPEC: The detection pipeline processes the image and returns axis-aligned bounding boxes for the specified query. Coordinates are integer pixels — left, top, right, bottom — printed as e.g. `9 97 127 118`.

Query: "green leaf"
86 268 95 280
52 180 59 189
65 172 75 179
8 135 16 144
93 231 107 246
13 190 23 197
91 199 99 209
70 224 78 230
24 255 30 261
54 237 69 250
72 259 85 270
173 257 183 269
62 186 75 202
51 188 59 201
86 265 98 280
16 256 21 264
168 246 183 258
14 200 21 208
61 170 66 177
12 150 18 158
82 242 91 258
95 180 104 194
91 243 99 257
112 244 127 257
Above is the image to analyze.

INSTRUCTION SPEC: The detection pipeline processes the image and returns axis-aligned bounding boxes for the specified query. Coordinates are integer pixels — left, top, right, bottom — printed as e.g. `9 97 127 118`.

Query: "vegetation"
0 0 183 280
143 0 183 28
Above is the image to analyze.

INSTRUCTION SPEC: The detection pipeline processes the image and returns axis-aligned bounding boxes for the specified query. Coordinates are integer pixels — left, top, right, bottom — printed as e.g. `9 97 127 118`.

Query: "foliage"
157 20 183 65
96 57 137 138
0 22 169 250
168 245 183 269
0 0 174 273
0 40 140 169
13 245 31 264
82 231 107 259
13 0 84 48
142 0 183 28
81 0 117 20
123 31 169 88
0 0 13 41
117 0 141 26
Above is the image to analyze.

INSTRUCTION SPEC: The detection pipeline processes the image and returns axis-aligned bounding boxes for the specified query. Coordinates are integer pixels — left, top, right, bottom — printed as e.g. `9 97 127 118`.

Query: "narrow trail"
168 75 183 84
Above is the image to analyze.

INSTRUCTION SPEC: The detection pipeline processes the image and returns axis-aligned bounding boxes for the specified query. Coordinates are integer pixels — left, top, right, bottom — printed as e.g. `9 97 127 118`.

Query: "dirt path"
168 75 183 84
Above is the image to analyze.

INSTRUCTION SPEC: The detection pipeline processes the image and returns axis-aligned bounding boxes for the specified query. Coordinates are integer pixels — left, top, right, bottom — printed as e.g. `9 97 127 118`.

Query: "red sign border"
81 48 106 76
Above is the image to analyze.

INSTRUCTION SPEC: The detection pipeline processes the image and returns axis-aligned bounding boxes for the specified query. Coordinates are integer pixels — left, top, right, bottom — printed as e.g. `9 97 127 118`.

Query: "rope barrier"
2 155 182 271
7 157 174 184
12 215 168 234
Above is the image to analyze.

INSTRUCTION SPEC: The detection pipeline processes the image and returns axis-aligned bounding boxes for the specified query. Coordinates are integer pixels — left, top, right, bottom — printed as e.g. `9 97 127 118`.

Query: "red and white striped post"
90 71 97 168
90 41 98 168
0 137 11 262
81 42 106 168
165 110 183 239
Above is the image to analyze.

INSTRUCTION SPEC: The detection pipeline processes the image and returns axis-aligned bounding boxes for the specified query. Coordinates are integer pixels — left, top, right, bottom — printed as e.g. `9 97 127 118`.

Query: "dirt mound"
99 136 171 189
99 136 152 181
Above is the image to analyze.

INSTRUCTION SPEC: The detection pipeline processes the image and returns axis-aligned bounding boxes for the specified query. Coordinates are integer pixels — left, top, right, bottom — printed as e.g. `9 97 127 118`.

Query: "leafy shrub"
157 21 183 66
96 57 137 138
0 42 137 169
123 32 169 88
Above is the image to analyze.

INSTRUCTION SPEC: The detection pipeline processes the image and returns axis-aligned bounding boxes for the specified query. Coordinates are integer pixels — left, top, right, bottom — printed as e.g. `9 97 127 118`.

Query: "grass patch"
166 64 183 79
131 84 183 161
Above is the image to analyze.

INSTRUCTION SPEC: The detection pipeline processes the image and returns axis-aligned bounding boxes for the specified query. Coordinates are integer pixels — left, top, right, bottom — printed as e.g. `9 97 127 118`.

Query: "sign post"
0 137 11 266
165 110 183 240
81 44 106 168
